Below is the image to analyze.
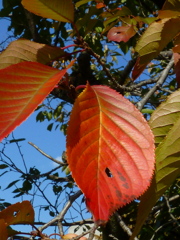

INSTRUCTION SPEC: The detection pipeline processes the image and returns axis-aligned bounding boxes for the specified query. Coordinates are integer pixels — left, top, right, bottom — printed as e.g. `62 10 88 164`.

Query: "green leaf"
5 180 20 190
132 17 180 79
47 123 53 131
75 0 90 8
150 89 180 146
0 164 8 169
9 138 25 143
131 89 180 239
22 0 74 23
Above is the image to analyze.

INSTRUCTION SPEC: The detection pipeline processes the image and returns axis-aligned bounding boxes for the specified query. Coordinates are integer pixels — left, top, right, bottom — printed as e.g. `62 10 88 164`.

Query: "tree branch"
23 9 40 42
115 213 139 240
28 142 67 166
136 57 174 110
38 190 82 232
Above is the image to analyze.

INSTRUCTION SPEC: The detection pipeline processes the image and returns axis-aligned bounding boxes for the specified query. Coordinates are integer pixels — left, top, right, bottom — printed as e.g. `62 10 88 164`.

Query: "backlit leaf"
0 200 34 225
0 39 65 69
158 0 180 18
131 89 180 239
107 25 136 43
66 83 155 223
0 61 72 142
22 0 74 23
132 18 180 80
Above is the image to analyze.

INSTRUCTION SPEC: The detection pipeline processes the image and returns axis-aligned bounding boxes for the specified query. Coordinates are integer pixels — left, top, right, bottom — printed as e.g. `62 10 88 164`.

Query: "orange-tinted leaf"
96 3 106 9
66 83 155 223
0 201 34 225
158 10 180 18
62 233 87 240
0 61 72 142
0 219 8 240
173 43 180 86
22 0 74 23
107 25 136 42
132 18 180 80
0 39 65 70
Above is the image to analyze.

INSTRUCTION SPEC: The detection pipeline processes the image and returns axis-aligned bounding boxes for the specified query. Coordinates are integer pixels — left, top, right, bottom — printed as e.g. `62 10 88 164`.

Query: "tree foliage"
0 0 180 239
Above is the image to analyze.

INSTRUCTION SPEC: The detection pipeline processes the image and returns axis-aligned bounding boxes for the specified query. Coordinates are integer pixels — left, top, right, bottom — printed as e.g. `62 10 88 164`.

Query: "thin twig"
38 190 82 231
150 220 175 240
136 57 174 110
115 213 139 240
151 194 180 215
34 219 93 226
28 142 67 166
164 195 180 226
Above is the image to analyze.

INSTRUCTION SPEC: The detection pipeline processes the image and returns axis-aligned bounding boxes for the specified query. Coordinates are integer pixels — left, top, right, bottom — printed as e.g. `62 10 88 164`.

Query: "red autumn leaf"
0 61 72 142
0 201 34 225
66 83 155 223
107 25 136 43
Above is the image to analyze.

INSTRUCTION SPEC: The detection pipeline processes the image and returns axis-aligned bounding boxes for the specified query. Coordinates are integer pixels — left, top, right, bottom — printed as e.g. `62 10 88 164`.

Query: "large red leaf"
66 83 155 223
0 61 71 142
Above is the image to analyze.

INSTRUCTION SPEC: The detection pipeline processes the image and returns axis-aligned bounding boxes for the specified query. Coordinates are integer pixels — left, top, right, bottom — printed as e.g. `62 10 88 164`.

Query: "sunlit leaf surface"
132 18 180 79
67 83 155 222
22 0 74 23
131 89 180 239
0 62 70 142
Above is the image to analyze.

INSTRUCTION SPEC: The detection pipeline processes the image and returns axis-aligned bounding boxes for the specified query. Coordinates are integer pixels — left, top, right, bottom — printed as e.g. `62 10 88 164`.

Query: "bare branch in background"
38 190 82 232
115 213 139 240
28 142 67 166
23 9 40 42
136 57 174 110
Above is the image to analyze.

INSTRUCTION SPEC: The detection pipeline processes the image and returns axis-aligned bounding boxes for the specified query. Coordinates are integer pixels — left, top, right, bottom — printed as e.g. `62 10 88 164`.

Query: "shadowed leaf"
0 201 34 225
0 39 65 70
22 0 74 23
173 45 180 87
66 83 155 223
132 18 180 80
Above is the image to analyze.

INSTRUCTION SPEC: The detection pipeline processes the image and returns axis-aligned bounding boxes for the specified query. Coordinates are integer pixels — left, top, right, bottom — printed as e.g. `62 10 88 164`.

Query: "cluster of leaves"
0 0 180 239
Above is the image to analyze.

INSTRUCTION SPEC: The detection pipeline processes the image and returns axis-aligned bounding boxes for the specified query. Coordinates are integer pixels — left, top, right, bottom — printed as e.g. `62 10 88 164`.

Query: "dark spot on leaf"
122 182 129 189
105 168 113 178
117 172 126 182
116 190 122 198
